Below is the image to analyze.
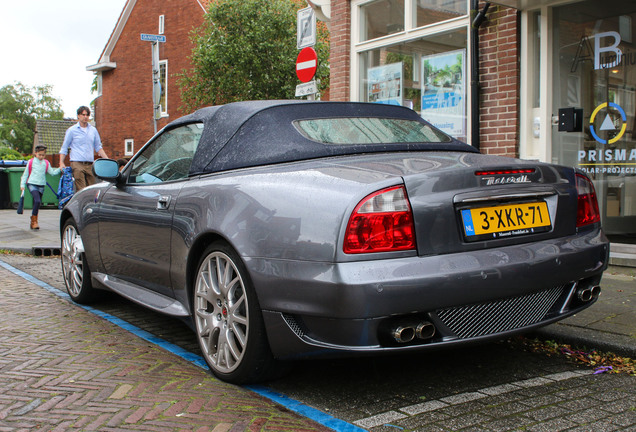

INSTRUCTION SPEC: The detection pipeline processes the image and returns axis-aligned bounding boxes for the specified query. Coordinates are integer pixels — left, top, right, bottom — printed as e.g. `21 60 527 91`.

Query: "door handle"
157 195 171 210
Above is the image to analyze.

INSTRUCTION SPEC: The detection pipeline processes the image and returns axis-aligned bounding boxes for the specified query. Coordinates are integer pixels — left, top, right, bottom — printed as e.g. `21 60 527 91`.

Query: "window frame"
125 138 134 156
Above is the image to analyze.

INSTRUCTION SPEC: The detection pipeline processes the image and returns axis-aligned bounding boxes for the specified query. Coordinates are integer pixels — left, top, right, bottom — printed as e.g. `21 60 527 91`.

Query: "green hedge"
0 147 25 160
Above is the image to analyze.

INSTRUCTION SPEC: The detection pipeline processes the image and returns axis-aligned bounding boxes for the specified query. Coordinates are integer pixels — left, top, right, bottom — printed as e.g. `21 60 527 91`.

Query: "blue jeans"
27 184 45 216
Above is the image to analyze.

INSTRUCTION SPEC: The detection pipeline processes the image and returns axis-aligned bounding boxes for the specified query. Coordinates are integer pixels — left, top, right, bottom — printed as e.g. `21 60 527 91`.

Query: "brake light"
344 186 416 254
475 168 535 176
576 174 601 227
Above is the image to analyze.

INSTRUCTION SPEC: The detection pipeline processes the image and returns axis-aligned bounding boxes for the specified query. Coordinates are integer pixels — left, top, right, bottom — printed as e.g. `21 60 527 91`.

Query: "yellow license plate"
461 202 551 239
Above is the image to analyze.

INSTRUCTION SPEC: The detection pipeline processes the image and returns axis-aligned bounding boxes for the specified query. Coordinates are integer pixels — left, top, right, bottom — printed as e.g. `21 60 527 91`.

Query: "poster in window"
368 62 403 106
420 50 466 137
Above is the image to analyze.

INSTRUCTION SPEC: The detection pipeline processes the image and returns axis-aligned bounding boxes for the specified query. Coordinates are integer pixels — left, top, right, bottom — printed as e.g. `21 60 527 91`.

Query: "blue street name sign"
140 33 166 43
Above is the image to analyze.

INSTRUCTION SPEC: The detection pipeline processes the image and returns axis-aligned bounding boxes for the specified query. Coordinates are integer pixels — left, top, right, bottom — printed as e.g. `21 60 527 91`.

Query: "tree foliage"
179 0 329 111
0 82 64 154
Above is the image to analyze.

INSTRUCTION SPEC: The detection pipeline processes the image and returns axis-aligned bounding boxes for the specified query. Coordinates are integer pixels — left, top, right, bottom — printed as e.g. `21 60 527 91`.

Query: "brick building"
87 0 208 160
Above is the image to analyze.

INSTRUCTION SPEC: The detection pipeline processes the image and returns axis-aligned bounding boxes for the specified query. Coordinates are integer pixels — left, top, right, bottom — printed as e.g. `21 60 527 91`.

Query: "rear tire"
193 242 282 383
61 219 98 304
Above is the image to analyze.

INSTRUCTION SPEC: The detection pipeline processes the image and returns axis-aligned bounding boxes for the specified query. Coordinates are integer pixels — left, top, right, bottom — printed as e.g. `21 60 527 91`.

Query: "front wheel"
193 242 280 383
61 219 98 304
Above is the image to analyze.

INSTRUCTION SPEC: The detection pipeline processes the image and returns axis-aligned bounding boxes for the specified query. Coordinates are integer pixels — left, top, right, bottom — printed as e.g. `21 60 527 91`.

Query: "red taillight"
576 174 601 227
344 186 416 254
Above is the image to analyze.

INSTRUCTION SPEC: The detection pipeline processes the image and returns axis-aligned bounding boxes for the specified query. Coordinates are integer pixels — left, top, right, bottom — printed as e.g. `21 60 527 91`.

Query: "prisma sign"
579 102 635 173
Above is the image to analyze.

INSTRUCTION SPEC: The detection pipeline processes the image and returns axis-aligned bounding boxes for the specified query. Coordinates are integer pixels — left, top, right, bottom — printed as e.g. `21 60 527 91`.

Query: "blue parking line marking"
0 258 361 432
0 260 71 298
247 385 366 432
0 260 209 370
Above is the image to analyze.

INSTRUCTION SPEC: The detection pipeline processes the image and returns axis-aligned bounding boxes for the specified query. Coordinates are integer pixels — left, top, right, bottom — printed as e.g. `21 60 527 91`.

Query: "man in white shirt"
59 106 108 191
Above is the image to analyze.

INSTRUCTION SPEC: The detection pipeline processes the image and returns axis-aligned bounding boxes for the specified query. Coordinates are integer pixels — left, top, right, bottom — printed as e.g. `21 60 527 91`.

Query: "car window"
128 123 204 184
293 118 451 144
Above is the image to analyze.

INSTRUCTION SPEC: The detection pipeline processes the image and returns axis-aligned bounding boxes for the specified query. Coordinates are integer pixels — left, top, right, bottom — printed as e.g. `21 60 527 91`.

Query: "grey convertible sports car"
60 100 609 383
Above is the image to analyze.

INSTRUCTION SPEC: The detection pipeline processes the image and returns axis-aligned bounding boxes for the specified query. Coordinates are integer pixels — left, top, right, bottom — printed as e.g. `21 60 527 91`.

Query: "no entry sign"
296 47 317 83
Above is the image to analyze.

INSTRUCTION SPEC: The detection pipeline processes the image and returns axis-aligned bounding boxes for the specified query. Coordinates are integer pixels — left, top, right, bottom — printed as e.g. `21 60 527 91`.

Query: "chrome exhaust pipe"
591 285 601 299
391 320 436 343
415 321 436 340
392 325 415 343
577 287 593 302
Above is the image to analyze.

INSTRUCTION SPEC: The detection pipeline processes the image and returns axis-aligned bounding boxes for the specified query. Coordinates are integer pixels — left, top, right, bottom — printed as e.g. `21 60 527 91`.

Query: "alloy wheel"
195 251 249 374
61 223 85 297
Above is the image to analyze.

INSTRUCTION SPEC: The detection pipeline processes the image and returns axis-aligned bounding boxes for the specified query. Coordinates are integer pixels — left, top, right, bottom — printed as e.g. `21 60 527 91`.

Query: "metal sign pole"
140 33 167 134
296 7 318 100
151 42 158 134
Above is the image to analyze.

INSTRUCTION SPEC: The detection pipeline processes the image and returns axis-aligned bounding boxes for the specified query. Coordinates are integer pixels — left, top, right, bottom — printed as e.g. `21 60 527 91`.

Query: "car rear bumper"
247 228 609 358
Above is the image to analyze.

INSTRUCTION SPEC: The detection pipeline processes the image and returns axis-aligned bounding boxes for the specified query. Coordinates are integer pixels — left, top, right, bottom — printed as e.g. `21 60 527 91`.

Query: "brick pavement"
1 256 636 431
1 209 636 431
0 264 331 432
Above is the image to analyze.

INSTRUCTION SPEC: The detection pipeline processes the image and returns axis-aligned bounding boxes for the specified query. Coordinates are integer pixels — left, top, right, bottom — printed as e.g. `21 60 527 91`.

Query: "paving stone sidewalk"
0 264 330 432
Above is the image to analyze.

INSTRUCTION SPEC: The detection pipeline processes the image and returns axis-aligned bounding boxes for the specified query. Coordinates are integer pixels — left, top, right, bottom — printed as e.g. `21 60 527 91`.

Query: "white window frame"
519 5 553 163
159 15 165 35
519 0 579 162
350 0 472 143
96 72 103 96
125 139 134 156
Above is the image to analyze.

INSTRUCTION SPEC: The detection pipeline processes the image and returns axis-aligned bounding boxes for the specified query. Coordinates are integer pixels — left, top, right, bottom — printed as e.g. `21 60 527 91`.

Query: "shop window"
549 0 636 239
360 0 405 42
415 0 467 28
358 28 468 141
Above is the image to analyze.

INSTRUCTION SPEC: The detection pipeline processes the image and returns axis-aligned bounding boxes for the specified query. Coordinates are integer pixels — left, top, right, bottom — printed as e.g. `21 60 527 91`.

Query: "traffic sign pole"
296 7 318 100
141 34 166 133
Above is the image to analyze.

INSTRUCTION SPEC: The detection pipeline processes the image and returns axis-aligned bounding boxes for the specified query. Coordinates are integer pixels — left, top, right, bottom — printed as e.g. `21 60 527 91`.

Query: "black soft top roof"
167 100 479 175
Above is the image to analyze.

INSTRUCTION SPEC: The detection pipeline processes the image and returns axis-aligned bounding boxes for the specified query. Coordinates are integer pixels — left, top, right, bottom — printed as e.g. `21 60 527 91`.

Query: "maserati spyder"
60 100 609 383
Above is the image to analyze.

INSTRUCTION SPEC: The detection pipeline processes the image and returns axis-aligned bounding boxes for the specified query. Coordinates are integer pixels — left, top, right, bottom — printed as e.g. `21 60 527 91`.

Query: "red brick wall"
477 4 520 157
94 0 205 159
328 0 351 102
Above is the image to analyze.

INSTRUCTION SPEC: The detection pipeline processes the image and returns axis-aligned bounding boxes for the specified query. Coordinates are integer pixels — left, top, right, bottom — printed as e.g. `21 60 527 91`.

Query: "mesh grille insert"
436 286 564 339
282 313 306 338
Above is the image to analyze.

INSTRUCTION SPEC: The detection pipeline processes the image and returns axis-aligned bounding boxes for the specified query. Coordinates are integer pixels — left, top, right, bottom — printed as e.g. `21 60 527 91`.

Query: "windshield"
294 117 451 145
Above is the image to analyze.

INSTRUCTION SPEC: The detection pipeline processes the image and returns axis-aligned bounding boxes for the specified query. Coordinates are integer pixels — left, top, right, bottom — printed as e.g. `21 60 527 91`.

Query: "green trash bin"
0 168 9 209
43 171 61 208
6 167 30 209
6 167 60 209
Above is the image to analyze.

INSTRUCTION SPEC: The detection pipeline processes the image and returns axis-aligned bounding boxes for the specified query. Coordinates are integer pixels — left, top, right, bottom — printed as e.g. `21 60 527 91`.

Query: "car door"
98 123 204 297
